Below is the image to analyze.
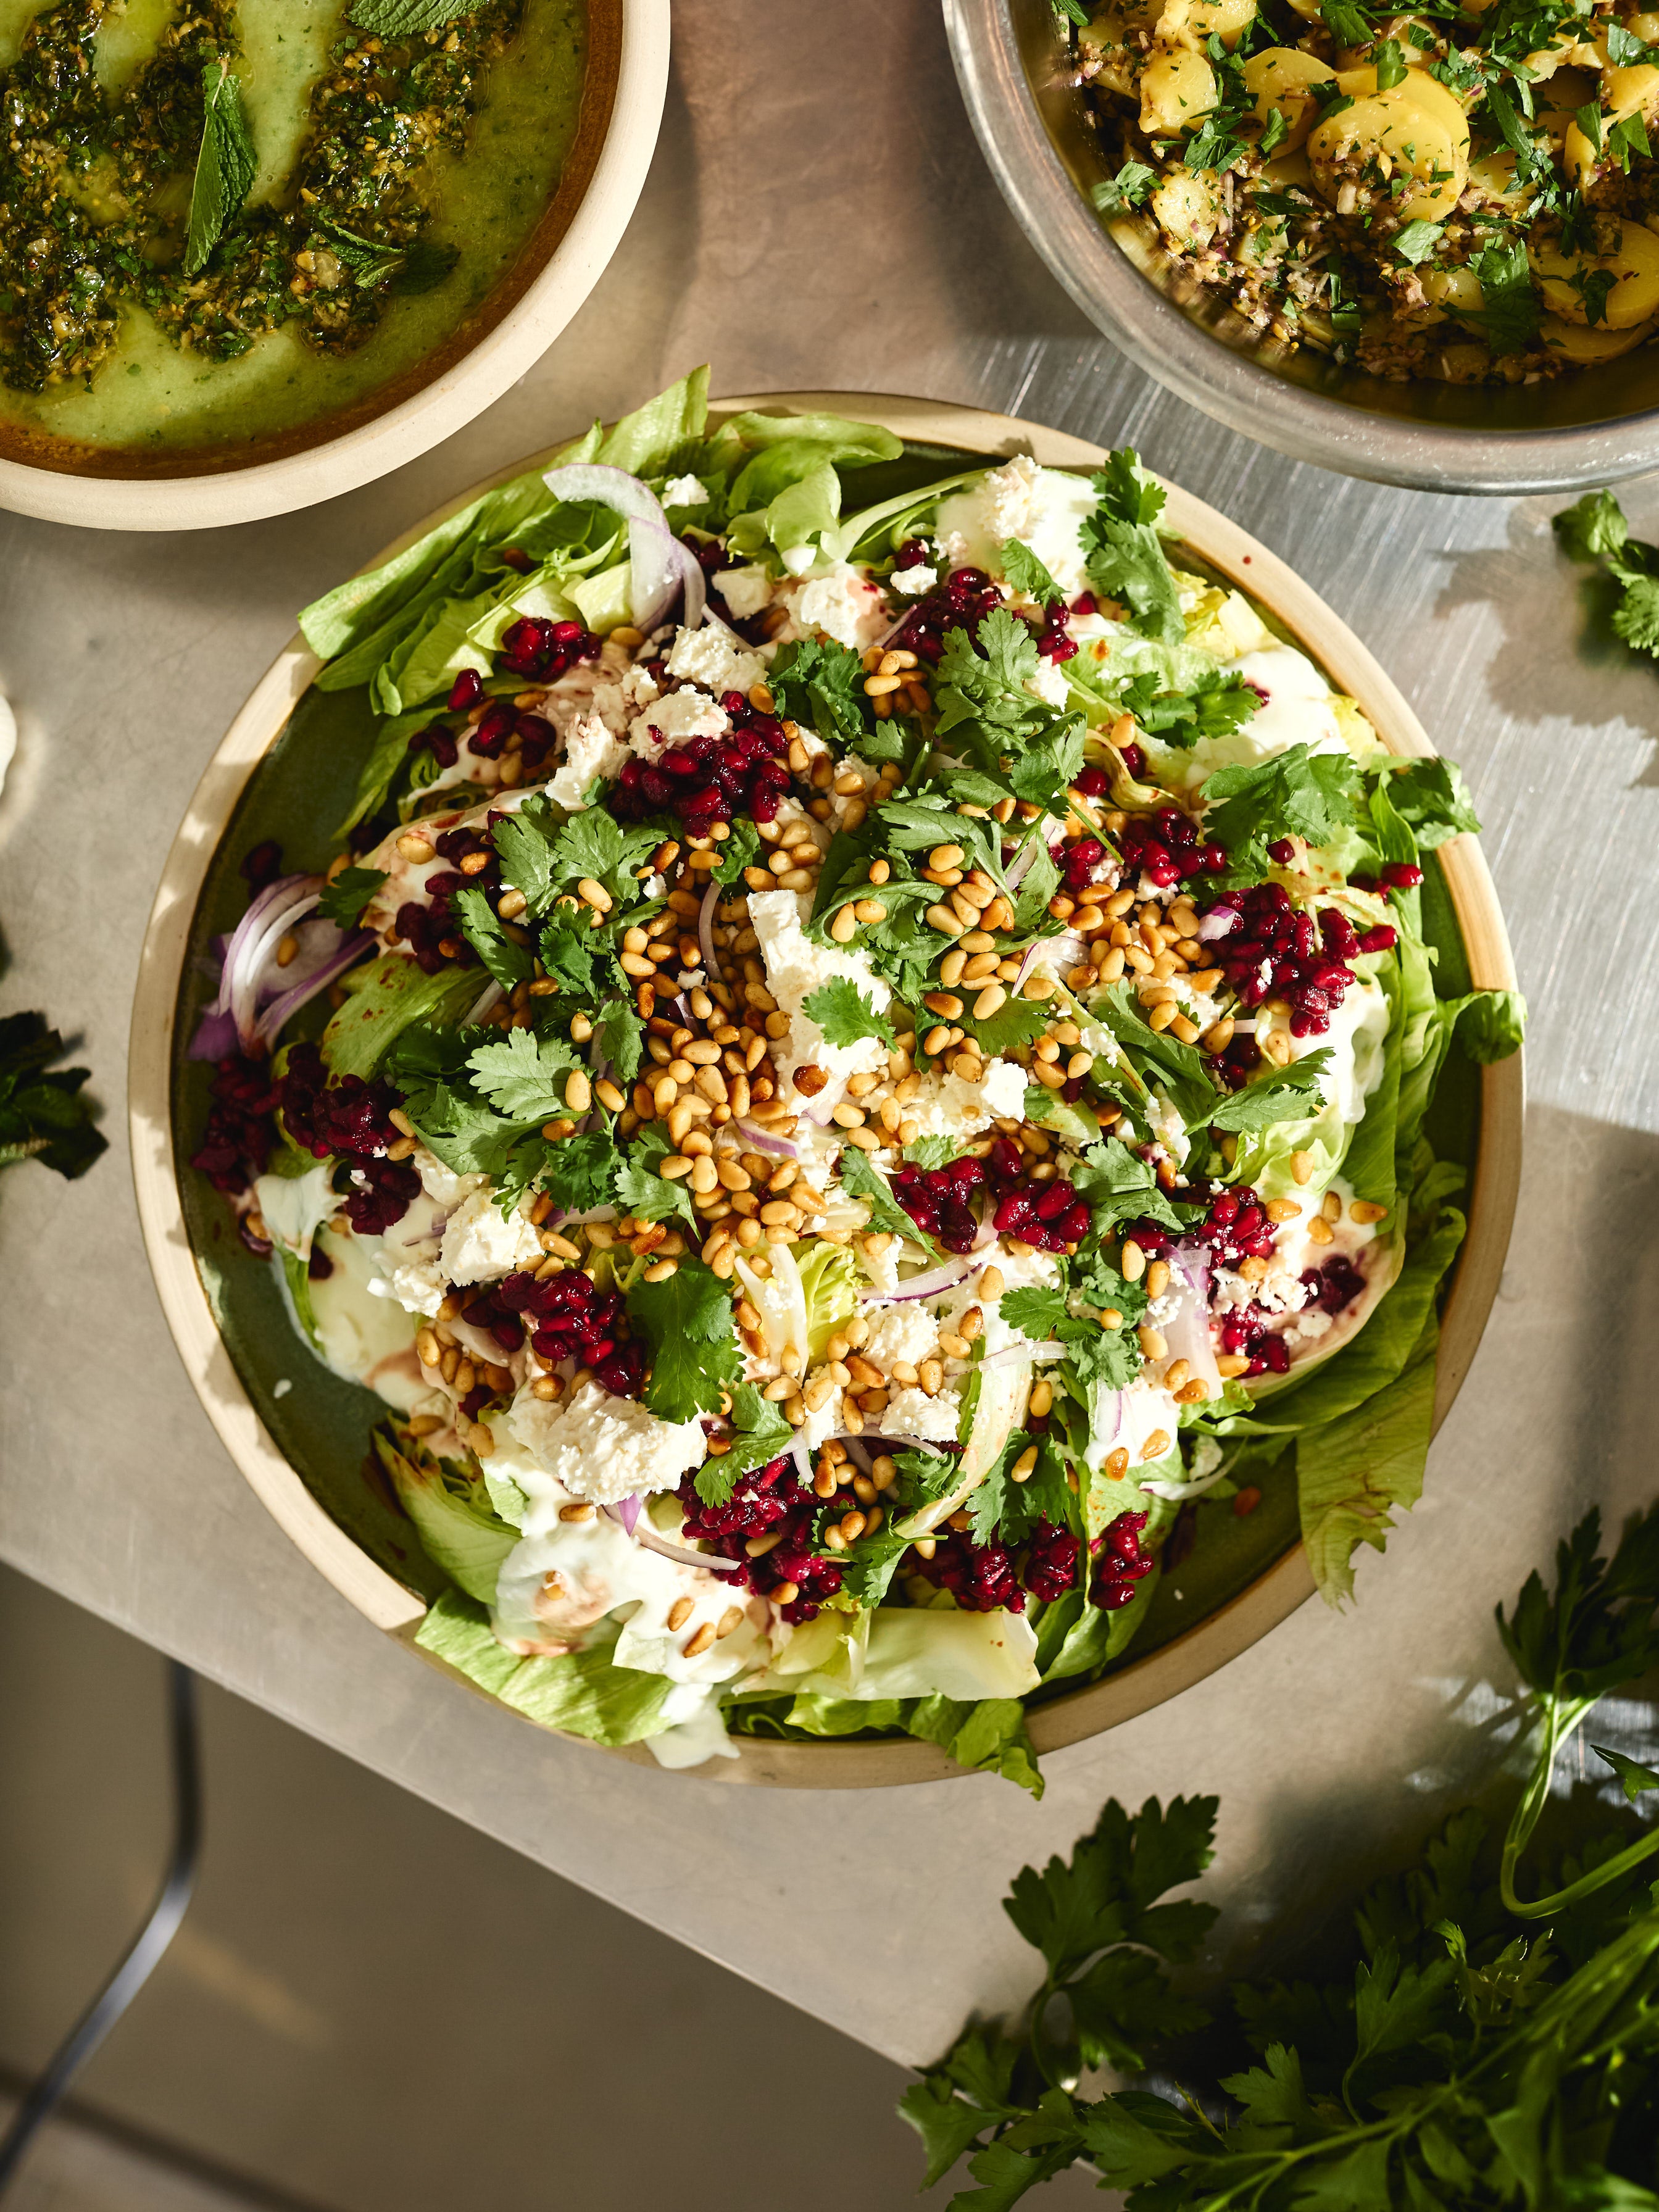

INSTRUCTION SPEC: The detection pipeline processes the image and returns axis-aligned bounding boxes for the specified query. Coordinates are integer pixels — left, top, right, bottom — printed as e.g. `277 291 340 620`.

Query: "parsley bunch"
0 1012 106 1181
902 1503 1659 2208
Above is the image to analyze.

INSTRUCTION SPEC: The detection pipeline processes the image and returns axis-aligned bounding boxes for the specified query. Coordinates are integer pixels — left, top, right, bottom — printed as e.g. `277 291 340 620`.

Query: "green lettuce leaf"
375 1429 516 1607
415 1591 681 1745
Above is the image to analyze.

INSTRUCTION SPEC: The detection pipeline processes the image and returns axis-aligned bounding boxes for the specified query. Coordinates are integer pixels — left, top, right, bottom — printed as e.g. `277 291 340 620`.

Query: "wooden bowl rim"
128 391 1522 1787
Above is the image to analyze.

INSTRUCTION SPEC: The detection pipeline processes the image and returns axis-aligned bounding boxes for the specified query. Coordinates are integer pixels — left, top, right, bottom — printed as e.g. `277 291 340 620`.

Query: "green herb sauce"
0 0 586 453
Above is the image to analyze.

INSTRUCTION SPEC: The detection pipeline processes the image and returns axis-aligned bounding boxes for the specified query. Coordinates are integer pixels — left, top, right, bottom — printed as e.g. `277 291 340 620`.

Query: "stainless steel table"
2 0 1655 2071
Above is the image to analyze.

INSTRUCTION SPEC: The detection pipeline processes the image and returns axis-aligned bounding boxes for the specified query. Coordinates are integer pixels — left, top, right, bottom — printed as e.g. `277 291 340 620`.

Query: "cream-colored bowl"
131 393 1522 1784
0 0 668 533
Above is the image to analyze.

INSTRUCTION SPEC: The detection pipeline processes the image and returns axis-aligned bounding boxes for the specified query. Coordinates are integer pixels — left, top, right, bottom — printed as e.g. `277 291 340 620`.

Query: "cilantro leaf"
537 907 613 999
696 1381 794 1505
538 1131 616 1214
1000 538 1063 605
1555 488 1629 566
1070 1138 1188 1234
546 809 661 903
614 1124 697 1231
465 1029 577 1120
958 993 1049 1059
1593 1745 1659 1802
1200 742 1362 871
626 1258 742 1422
1126 668 1260 752
595 997 646 1086
184 60 256 278
803 977 897 1050
711 815 763 888
931 609 1083 804
1091 161 1157 218
1204 1050 1332 1134
1381 758 1481 848
1611 573 1659 655
904 1134 964 1170
0 1012 107 1180
1081 452 1183 644
493 794 561 915
836 1142 939 1254
768 635 872 752
452 885 533 990
317 867 386 929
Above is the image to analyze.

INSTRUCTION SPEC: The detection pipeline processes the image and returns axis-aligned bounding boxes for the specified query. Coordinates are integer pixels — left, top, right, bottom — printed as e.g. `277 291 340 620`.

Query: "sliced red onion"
698 877 724 979
214 872 317 1041
733 1121 804 1158
540 463 705 632
633 1524 717 1572
1017 933 1084 991
604 1496 643 1536
1160 1242 1223 1393
863 1255 978 1303
786 1434 814 1491
188 1005 239 1061
253 926 373 1049
1197 904 1239 943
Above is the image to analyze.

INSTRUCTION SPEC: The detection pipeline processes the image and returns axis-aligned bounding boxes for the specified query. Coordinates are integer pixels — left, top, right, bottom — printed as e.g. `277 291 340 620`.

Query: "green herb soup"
0 0 588 460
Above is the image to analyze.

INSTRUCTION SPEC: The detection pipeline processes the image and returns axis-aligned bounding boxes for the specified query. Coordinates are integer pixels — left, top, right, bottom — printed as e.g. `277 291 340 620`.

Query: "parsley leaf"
465 1029 577 1120
1392 217 1443 265
0 1012 107 1179
614 1125 697 1230
836 1142 939 1254
1080 452 1183 644
768 635 871 751
1000 538 1063 605
1460 237 1541 356
626 1259 742 1422
1320 0 1372 43
804 977 897 1050
316 866 386 929
1204 1050 1332 1133
1200 741 1362 872
1091 161 1157 218
184 60 256 278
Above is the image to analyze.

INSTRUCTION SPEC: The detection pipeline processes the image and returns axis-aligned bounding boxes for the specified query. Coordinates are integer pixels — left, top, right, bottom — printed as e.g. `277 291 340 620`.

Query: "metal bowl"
945 0 1659 494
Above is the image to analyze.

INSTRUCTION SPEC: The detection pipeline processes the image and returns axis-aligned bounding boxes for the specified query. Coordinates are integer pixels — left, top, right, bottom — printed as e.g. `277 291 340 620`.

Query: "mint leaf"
465 1029 576 1120
184 60 257 278
626 1260 742 1422
1000 538 1063 605
803 977 896 1050
348 0 487 30
316 866 385 929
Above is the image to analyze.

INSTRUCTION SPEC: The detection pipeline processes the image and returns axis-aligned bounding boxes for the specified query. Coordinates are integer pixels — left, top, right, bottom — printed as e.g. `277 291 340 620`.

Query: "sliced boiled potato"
1139 41 1218 135
1467 148 1527 207
1422 265 1486 312
1242 45 1336 150
1308 66 1471 222
1150 164 1226 249
1540 310 1657 359
1532 220 1659 328
1565 63 1659 183
1156 0 1257 46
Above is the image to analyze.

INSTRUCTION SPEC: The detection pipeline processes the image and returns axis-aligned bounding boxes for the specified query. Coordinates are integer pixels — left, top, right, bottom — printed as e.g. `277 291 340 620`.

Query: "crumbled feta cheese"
801 1383 846 1450
439 1187 545 1286
660 475 708 507
1283 1308 1334 1350
933 455 1099 596
665 623 767 699
1028 657 1070 708
863 1302 942 1372
505 1378 707 1504
620 662 661 711
904 1056 1028 1142
889 563 936 597
747 886 891 1096
978 1057 1029 1123
548 709 630 808
778 562 891 651
881 1384 962 1445
714 564 774 620
629 685 728 755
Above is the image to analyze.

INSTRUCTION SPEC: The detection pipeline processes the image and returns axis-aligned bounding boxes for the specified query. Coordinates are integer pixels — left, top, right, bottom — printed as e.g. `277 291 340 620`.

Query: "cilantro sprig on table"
901 1503 1659 2208
0 1012 106 1181
1555 487 1659 659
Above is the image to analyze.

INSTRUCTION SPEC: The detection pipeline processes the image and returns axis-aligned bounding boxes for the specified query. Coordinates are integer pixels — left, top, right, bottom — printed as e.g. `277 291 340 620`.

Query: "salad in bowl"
182 372 1522 1787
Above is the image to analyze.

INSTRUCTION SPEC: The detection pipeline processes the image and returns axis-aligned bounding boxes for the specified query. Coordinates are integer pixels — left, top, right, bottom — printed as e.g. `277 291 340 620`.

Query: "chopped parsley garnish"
1090 161 1157 218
